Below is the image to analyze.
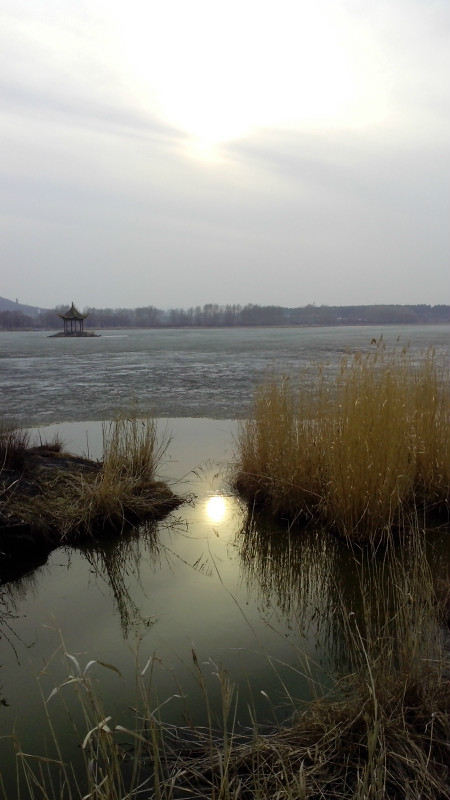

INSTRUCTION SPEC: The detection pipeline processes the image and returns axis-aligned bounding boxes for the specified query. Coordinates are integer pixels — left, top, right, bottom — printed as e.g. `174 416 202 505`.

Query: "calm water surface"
0 326 448 795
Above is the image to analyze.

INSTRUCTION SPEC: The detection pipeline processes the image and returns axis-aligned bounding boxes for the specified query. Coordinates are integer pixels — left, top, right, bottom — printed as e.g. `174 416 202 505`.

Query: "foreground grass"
233 344 450 541
10 520 450 800
0 414 181 544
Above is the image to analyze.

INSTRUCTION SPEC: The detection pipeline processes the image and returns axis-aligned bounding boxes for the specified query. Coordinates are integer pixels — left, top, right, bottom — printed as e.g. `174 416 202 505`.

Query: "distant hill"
0 296 49 315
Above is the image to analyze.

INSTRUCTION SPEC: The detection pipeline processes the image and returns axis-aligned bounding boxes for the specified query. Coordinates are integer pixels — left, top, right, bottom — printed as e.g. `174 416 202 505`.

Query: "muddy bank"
0 444 182 577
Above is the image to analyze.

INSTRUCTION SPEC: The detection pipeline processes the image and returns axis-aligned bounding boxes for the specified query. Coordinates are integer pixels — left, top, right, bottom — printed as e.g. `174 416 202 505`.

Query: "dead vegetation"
0 414 181 548
233 344 450 541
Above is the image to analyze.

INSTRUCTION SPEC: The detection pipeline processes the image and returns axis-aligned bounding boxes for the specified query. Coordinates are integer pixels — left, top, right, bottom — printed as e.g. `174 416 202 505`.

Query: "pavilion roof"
58 302 88 320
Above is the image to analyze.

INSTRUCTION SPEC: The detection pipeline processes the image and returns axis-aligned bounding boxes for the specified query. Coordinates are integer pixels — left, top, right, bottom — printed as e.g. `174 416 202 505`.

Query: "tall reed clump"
234 345 450 540
12 644 160 800
1 413 180 541
77 415 172 533
0 419 30 471
49 414 179 538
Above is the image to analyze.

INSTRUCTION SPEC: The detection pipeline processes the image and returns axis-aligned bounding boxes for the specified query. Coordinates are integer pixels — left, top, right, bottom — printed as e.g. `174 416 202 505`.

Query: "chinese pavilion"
58 302 88 335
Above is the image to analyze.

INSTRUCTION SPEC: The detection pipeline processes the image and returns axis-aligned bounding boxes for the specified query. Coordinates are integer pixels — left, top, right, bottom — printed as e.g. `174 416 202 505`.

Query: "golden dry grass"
0 418 31 470
1 413 180 542
234 344 450 540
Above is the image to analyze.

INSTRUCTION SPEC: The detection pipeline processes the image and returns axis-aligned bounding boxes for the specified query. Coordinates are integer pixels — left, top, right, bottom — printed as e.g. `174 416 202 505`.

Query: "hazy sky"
1 0 449 310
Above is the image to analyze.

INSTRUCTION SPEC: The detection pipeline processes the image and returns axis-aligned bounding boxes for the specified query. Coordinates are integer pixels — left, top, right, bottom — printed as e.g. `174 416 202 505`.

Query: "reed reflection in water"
80 521 164 639
236 511 361 677
234 506 449 688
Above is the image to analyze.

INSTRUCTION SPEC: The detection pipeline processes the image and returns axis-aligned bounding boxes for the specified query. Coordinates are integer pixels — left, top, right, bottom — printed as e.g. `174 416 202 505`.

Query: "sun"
109 1 383 157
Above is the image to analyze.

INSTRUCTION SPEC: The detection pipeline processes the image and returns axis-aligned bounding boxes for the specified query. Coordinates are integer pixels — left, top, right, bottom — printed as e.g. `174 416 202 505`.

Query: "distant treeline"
1 303 449 331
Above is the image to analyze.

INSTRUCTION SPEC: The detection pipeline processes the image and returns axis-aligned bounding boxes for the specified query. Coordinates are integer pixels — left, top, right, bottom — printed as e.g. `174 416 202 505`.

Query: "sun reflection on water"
205 495 227 524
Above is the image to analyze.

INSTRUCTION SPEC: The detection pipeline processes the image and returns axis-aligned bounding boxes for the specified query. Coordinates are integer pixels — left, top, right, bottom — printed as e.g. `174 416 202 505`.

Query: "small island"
48 302 100 337
0 415 182 567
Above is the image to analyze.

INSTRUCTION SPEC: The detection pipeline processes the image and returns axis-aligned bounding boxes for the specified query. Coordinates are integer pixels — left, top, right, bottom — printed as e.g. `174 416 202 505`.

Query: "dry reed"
234 344 450 540
1 413 180 542
0 419 30 471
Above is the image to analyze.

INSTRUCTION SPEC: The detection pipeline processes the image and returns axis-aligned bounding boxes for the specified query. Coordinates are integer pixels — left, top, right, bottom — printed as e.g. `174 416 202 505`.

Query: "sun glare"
205 495 227 524
108 0 383 158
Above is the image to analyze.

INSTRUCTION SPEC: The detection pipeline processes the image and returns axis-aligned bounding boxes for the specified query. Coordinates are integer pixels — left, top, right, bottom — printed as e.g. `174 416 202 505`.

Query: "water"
1 325 448 425
0 325 449 796
1 418 353 795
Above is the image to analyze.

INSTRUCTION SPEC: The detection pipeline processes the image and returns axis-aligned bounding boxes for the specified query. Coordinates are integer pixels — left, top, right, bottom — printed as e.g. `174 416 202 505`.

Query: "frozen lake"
1 324 448 425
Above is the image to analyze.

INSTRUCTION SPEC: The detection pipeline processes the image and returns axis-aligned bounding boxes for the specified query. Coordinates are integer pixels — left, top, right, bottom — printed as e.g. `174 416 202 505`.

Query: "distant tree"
0 310 33 329
20 302 449 331
167 308 188 326
135 306 161 327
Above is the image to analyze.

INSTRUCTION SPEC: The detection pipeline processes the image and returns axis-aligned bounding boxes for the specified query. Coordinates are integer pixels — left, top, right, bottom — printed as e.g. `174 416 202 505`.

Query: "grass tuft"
233 345 450 540
0 419 31 471
0 412 181 544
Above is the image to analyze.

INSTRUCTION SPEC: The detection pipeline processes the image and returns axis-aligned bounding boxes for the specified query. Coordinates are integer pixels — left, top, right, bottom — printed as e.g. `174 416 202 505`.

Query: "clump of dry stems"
0 418 31 471
1 413 180 542
234 344 450 540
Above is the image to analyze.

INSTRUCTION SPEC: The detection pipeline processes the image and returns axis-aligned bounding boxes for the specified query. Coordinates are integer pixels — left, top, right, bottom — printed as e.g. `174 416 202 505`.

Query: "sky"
1 0 449 311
